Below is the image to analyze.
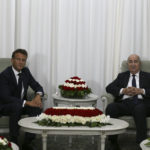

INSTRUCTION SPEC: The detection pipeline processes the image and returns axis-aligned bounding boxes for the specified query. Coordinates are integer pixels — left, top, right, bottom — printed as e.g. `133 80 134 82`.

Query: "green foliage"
145 142 150 147
0 145 12 150
145 138 150 147
59 85 92 98
35 119 111 127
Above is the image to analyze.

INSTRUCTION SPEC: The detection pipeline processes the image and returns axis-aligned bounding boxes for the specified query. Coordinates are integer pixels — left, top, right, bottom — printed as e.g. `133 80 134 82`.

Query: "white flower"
69 83 74 88
36 107 110 127
74 85 77 88
99 114 110 123
73 116 86 124
53 107 94 110
36 113 48 121
63 77 87 89
0 137 8 146
81 84 86 88
36 114 110 125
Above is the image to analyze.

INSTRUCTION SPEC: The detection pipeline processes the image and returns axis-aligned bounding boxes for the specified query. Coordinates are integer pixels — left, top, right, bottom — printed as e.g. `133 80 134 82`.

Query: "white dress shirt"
120 72 144 100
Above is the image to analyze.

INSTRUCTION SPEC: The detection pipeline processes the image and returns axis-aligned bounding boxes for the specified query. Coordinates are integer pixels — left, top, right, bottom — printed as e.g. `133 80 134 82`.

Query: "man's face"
127 55 140 74
11 53 27 72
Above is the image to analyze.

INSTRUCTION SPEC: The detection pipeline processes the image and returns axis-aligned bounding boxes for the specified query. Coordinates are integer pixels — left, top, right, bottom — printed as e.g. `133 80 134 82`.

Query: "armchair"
0 58 47 133
101 60 150 134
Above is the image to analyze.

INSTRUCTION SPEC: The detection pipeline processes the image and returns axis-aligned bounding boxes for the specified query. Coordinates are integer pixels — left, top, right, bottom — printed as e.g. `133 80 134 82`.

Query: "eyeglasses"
14 58 27 62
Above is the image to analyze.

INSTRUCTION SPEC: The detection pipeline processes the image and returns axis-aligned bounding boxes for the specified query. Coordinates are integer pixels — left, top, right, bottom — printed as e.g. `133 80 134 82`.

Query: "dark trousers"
1 100 42 144
106 98 150 144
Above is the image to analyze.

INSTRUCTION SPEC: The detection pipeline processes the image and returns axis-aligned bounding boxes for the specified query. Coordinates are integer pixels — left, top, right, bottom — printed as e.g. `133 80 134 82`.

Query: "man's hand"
133 87 144 95
122 87 144 96
25 94 42 108
122 87 134 96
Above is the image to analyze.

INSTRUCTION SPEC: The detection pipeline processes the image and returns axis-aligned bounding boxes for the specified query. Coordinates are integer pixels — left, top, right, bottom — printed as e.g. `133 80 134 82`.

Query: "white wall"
0 0 150 110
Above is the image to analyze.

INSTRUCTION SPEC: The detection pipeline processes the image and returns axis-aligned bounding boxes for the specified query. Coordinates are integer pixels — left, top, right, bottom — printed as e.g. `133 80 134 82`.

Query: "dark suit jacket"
0 66 44 107
106 71 150 101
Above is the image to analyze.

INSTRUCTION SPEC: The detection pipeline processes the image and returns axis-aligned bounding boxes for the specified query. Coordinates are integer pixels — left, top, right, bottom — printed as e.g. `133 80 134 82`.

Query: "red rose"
44 108 103 117
71 76 81 80
8 142 12 147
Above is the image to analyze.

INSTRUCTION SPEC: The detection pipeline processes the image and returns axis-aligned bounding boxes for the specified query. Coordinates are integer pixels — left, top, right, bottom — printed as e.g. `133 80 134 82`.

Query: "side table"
52 93 99 107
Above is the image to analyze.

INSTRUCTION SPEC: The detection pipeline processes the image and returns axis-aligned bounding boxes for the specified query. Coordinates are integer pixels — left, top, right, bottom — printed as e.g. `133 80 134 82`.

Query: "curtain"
0 0 149 109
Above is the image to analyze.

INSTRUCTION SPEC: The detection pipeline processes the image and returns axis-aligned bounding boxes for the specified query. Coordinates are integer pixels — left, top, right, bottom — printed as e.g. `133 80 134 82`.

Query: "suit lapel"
123 71 130 87
139 71 144 88
10 67 18 87
21 69 28 93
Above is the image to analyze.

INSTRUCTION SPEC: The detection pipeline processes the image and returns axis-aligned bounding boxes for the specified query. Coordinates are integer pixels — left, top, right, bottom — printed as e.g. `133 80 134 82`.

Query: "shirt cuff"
23 100 26 107
142 89 145 95
36 92 43 96
120 88 124 95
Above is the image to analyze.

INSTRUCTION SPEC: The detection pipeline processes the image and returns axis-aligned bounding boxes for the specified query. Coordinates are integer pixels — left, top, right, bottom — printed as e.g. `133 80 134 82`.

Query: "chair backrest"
0 58 11 73
121 60 150 73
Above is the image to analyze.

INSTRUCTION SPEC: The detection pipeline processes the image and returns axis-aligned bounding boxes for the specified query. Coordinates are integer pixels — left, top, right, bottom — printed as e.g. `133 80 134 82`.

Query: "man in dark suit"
0 49 44 150
106 54 150 150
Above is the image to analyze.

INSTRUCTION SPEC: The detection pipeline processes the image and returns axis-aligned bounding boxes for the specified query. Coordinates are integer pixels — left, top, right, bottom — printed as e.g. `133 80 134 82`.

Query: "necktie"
132 74 138 103
17 73 23 98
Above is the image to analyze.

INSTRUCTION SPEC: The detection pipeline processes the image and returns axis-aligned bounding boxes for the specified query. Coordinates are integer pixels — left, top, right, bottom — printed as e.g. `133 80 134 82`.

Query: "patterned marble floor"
32 133 140 150
2 133 140 150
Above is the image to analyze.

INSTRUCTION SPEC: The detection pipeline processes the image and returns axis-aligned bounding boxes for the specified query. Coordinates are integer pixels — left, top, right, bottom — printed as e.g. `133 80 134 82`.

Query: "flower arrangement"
145 137 150 147
0 136 12 150
59 76 92 98
36 107 110 127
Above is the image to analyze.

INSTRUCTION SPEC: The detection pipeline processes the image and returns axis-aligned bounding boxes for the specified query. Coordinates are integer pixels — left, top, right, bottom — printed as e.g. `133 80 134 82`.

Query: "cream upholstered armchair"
101 60 150 134
0 58 47 133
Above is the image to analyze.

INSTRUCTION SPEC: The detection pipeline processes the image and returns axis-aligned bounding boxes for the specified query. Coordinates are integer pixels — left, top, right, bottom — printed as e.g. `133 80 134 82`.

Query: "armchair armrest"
101 93 115 113
27 87 48 101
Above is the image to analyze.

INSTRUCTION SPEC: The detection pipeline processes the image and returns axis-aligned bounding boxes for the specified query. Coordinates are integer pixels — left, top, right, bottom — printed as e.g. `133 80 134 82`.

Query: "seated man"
105 54 150 150
0 49 44 150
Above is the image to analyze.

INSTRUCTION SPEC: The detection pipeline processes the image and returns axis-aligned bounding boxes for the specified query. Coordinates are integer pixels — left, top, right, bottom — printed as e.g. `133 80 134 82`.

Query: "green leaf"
35 119 111 128
58 86 92 98
145 142 150 147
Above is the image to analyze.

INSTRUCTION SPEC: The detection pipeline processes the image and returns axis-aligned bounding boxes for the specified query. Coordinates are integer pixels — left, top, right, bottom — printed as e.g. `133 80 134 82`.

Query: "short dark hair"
12 49 28 58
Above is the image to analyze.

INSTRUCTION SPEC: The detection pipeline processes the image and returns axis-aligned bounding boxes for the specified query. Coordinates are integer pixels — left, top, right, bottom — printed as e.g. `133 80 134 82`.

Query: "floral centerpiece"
59 76 92 98
36 107 110 127
145 137 150 147
0 136 12 150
